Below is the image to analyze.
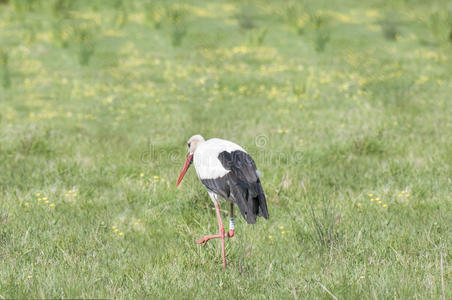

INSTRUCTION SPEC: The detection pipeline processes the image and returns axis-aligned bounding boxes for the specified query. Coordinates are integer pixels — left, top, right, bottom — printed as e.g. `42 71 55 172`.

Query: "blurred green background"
0 0 451 298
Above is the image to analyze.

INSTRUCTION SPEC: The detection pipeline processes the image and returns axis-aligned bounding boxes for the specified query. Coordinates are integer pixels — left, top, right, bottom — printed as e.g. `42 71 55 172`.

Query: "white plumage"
193 138 245 180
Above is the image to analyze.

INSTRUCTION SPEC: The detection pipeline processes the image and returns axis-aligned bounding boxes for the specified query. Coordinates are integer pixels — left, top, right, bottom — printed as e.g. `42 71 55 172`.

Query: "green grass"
1 0 451 298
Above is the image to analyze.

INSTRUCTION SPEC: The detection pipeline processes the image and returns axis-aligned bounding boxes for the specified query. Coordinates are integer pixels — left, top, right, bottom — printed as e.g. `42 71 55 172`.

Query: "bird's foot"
195 230 234 245
195 236 209 245
196 234 221 245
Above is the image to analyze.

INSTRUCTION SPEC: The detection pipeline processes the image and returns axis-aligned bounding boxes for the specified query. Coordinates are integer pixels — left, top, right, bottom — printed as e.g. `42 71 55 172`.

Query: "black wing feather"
217 150 269 224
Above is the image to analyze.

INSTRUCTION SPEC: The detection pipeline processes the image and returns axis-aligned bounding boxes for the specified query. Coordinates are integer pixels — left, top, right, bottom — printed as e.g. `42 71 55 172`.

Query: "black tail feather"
256 179 269 219
231 180 268 224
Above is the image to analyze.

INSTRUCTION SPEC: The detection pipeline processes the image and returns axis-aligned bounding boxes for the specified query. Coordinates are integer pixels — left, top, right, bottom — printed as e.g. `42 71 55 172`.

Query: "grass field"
1 0 451 298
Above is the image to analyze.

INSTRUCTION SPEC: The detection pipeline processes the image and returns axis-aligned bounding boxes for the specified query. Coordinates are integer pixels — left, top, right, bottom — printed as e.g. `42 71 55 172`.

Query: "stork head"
176 135 205 186
187 134 205 155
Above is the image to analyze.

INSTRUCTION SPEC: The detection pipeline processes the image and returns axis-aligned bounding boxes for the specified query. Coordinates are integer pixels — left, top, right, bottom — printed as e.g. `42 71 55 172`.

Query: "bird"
176 134 269 268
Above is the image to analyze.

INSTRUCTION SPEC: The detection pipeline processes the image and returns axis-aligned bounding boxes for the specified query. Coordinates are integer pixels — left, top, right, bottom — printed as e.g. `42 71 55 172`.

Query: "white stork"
176 135 269 268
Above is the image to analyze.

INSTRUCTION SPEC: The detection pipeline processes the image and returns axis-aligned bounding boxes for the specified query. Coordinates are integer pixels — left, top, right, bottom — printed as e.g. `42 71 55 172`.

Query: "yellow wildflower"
368 193 373 197
279 226 284 229
382 204 387 208
119 232 124 236
36 193 40 196
140 173 144 177
154 176 159 179
50 203 55 207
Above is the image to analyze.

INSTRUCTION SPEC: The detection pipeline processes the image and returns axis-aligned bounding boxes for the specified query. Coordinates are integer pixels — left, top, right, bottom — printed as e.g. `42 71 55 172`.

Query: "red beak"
176 153 193 186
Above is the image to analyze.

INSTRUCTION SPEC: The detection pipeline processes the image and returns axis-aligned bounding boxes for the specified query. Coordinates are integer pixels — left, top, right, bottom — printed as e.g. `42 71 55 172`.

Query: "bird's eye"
187 143 191 148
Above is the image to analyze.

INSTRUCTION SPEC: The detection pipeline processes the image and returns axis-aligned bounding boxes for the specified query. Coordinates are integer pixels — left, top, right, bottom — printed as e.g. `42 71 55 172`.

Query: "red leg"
196 202 237 268
195 203 235 244
213 202 226 268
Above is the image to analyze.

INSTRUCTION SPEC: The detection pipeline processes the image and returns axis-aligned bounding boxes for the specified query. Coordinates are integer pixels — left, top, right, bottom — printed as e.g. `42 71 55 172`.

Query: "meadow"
0 0 451 298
